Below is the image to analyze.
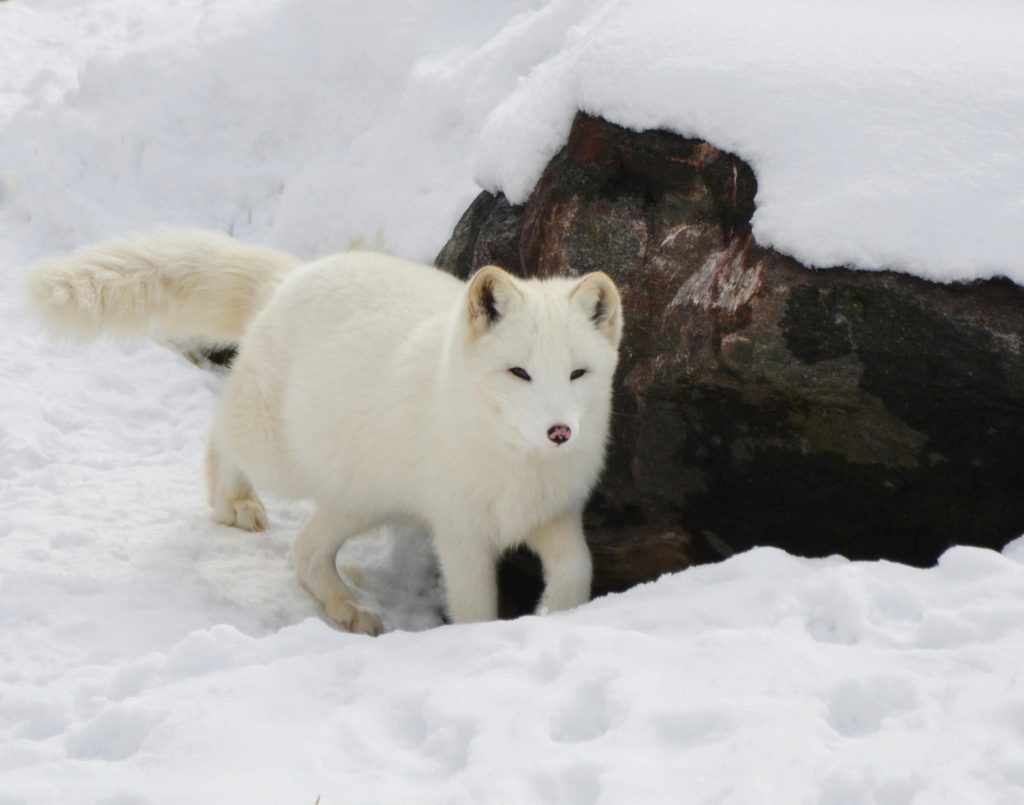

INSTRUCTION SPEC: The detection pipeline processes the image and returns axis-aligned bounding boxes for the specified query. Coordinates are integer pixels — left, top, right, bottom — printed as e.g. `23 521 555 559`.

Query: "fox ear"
571 271 622 347
467 265 521 334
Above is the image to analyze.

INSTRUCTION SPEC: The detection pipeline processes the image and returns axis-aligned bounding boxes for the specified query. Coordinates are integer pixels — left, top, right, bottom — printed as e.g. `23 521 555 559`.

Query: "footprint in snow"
63 706 155 761
654 708 734 748
532 763 602 805
549 678 616 744
825 676 920 738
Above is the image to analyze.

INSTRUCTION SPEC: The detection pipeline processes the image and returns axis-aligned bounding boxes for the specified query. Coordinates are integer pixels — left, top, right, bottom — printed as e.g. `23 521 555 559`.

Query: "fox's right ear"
466 265 521 335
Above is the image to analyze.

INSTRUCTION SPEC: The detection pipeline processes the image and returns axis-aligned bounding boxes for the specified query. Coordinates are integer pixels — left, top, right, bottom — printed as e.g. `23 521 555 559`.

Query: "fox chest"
471 461 590 550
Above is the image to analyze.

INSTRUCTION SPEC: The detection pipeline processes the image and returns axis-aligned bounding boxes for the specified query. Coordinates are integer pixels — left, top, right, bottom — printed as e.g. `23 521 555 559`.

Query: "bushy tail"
25 228 303 344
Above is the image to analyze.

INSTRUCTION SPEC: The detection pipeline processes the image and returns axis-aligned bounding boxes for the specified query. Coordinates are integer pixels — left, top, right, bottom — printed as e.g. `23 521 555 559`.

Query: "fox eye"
570 369 587 380
509 367 532 381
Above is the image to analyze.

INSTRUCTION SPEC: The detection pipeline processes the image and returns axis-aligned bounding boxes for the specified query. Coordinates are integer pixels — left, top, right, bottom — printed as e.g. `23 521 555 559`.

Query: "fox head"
461 265 622 456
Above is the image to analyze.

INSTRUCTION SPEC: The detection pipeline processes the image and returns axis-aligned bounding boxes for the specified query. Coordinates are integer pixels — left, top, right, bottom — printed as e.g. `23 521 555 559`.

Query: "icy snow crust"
4 1 1024 802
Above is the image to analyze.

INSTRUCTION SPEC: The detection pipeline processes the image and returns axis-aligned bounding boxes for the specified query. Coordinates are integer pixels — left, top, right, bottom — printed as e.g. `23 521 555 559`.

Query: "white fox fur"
26 228 302 344
27 229 623 634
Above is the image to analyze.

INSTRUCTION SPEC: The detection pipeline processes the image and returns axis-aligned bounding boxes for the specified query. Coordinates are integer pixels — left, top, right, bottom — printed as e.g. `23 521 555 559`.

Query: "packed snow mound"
3 0 1024 281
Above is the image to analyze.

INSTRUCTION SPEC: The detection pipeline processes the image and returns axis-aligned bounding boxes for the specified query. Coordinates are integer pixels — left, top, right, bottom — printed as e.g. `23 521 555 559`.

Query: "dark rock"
438 112 1024 599
434 191 523 282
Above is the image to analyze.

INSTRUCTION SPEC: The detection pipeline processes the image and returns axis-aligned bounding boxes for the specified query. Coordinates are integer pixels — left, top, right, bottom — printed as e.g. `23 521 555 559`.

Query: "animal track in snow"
47 528 93 549
802 583 865 645
825 676 920 738
394 693 480 774
654 708 734 748
549 678 616 743
532 763 602 805
12 699 70 741
818 769 923 805
63 707 154 761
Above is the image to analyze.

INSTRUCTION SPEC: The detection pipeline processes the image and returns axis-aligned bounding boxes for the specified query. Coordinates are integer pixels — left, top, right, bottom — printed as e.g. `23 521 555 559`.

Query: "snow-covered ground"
3 1 1024 802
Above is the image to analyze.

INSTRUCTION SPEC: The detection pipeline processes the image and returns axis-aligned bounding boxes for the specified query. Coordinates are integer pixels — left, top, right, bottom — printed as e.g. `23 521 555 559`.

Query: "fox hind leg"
205 443 268 532
292 506 383 636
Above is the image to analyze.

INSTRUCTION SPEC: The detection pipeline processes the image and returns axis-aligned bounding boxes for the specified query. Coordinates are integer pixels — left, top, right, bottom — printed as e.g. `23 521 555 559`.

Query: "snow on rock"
473 0 1024 282
4 1 1024 802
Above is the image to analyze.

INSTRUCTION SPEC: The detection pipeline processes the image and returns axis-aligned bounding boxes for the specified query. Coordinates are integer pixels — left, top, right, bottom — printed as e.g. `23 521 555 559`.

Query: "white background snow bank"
3 0 1024 279
4 1 1024 802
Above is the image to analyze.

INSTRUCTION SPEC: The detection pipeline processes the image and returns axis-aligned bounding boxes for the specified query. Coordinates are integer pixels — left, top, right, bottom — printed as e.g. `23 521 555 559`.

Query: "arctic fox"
26 229 623 634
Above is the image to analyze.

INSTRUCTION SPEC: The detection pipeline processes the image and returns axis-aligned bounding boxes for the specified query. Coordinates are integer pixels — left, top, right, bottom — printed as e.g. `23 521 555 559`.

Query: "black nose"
547 424 572 445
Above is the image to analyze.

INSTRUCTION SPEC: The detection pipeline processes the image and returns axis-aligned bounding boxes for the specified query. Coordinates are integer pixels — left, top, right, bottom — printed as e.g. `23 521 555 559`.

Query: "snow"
3 1 1024 802
4 0 1024 279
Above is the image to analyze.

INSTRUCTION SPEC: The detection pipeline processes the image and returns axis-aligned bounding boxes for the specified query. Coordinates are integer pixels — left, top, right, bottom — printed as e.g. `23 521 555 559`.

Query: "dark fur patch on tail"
203 345 237 368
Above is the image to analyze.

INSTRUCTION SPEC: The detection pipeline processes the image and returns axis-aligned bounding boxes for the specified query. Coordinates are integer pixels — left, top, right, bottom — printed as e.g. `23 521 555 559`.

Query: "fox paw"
323 594 383 637
213 498 268 532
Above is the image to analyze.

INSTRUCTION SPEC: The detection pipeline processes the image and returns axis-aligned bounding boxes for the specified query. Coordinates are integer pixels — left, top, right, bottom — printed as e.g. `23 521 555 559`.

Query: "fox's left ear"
571 272 623 347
